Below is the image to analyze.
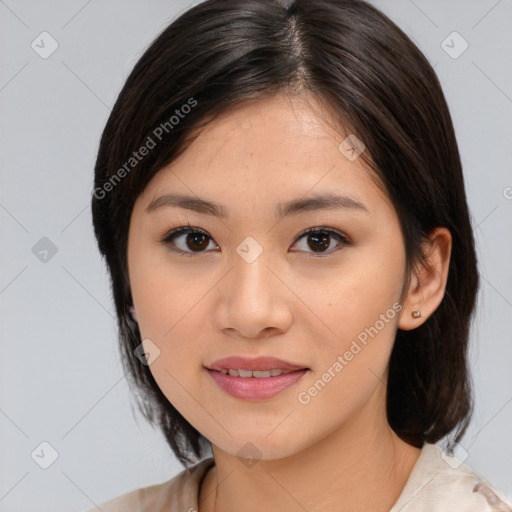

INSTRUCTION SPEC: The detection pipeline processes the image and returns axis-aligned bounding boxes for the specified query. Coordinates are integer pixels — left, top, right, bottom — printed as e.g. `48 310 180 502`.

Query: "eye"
160 224 351 257
290 227 350 257
160 224 218 257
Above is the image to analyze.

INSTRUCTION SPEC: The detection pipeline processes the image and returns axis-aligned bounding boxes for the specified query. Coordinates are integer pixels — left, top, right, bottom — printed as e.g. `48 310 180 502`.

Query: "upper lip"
207 356 308 372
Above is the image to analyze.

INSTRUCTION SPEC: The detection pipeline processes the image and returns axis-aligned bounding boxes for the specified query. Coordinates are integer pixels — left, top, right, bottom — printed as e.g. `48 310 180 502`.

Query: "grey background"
0 1 511 511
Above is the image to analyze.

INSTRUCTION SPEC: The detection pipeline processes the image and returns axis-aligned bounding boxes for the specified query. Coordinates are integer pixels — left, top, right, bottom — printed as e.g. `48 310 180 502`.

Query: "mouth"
208 368 306 378
206 355 309 374
205 356 310 400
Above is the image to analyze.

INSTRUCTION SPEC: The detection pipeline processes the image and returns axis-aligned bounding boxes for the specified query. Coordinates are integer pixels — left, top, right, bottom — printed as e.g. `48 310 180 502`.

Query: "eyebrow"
145 192 370 219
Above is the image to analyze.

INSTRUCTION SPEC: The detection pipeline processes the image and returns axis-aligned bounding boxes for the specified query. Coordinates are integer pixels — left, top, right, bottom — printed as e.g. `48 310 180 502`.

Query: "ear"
398 227 452 331
129 305 138 322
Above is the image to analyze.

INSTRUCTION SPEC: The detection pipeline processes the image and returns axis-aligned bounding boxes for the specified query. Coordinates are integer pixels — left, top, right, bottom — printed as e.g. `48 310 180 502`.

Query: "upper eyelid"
295 226 348 240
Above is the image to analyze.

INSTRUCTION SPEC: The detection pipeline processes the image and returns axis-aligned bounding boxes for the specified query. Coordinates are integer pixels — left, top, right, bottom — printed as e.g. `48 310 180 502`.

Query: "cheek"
317 258 403 332
129 244 199 337
134 284 209 382
129 253 211 375
132 275 207 422
295 298 400 432
305 248 405 381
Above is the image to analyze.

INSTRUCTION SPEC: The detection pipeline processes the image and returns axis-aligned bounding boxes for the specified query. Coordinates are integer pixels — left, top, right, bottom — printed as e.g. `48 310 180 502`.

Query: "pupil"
187 233 209 251
308 233 329 252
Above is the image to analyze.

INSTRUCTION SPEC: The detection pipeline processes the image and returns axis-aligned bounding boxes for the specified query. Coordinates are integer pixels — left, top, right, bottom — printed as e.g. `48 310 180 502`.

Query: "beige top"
83 443 512 511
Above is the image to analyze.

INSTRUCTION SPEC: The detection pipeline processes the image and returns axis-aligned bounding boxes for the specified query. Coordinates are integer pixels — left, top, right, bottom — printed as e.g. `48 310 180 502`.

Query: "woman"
86 0 512 510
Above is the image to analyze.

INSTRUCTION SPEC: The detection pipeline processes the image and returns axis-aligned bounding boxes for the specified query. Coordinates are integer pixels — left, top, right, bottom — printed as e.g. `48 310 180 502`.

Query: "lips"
207 356 308 373
206 357 309 400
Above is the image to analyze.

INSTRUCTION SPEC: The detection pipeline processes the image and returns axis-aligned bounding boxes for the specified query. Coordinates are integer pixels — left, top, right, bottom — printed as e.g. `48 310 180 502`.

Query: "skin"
127 93 452 512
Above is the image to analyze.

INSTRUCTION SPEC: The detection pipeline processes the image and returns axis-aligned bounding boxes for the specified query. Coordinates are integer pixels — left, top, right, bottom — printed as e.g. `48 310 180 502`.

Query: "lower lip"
207 368 309 400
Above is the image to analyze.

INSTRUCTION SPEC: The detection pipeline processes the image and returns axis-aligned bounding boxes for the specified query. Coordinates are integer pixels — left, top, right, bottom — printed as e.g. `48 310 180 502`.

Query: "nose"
214 249 293 340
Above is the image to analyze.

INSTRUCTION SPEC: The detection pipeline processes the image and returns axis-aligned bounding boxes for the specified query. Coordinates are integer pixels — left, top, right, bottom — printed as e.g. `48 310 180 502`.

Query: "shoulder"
81 457 215 512
391 443 512 512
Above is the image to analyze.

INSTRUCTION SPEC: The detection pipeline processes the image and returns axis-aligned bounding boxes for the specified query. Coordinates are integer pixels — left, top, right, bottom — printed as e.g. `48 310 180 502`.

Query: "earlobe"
129 305 138 322
398 227 452 331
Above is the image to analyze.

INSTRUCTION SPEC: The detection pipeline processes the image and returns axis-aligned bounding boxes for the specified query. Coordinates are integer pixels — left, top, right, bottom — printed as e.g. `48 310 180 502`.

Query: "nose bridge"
217 241 291 337
231 243 276 308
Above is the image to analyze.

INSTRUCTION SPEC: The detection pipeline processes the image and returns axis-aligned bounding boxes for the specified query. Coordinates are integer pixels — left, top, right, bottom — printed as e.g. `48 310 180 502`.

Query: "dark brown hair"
91 0 479 467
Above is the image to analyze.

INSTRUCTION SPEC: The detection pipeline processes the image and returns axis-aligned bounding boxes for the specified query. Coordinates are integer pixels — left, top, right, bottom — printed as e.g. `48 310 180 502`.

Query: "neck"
199 384 422 512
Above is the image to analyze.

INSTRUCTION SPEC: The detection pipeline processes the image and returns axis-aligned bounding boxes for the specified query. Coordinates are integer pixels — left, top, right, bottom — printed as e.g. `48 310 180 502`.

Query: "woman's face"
127 94 409 460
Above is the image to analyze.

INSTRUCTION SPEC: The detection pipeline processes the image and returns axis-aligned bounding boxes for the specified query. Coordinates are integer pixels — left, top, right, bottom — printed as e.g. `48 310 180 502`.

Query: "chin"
212 433 309 464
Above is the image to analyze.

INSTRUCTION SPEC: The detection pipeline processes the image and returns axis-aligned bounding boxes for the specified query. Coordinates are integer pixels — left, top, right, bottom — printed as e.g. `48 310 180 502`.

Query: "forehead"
135 94 392 220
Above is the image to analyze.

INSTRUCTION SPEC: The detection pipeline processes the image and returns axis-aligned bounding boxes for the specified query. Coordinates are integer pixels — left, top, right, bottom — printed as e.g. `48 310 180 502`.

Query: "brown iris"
185 232 210 251
307 232 330 252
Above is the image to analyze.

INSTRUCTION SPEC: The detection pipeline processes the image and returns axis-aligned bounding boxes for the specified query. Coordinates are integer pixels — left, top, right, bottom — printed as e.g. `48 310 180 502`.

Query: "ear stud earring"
411 310 422 318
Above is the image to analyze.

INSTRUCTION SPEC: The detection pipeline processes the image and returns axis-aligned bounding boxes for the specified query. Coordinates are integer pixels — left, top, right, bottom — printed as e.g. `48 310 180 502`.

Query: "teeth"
219 368 295 378
253 370 272 378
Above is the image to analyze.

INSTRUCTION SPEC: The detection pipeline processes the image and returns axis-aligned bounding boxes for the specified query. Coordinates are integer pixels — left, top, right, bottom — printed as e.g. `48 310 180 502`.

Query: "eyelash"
159 223 352 258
